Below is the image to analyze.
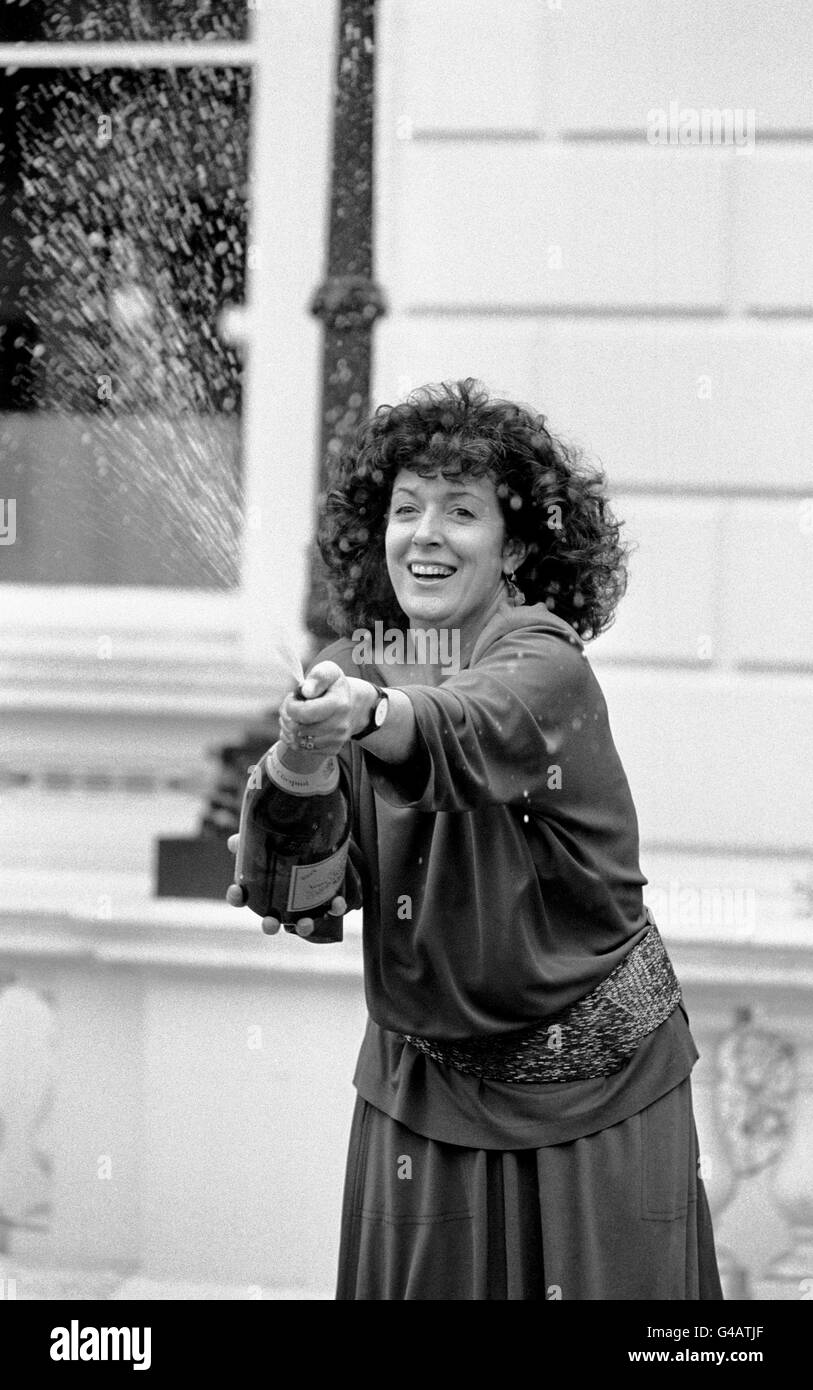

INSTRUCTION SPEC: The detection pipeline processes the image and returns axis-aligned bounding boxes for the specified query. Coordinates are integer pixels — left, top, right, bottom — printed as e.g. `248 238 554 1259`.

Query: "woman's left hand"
226 834 347 935
278 661 369 756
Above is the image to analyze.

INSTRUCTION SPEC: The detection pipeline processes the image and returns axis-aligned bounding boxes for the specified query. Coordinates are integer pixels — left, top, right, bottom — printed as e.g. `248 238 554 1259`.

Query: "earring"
505 571 525 606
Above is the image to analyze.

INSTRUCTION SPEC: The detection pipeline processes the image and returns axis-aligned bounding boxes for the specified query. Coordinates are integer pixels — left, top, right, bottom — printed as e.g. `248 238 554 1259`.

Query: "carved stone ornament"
717 1016 797 1178
0 981 55 1232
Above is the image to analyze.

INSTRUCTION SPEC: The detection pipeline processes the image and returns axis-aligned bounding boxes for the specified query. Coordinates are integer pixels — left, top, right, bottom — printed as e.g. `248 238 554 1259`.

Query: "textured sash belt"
400 912 682 1084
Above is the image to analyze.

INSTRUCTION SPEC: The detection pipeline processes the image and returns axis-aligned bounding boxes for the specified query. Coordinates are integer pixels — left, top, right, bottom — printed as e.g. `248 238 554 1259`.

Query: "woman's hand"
226 832 346 936
278 661 374 756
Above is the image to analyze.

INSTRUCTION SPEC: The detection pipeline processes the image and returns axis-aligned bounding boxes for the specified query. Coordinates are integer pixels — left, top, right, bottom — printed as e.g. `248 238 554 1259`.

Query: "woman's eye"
390 504 475 519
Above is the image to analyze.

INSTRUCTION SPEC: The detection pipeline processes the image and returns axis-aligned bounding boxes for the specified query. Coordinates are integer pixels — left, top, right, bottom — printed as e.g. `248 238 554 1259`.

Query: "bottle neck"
265 742 339 797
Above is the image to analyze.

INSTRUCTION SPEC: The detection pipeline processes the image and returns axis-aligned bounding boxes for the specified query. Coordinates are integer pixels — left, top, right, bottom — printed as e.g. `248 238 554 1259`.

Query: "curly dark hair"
317 377 629 640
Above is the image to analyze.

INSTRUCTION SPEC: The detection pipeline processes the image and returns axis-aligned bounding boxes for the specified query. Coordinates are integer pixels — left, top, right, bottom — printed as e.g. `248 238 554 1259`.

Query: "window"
1 60 248 588
0 1 248 44
0 0 332 682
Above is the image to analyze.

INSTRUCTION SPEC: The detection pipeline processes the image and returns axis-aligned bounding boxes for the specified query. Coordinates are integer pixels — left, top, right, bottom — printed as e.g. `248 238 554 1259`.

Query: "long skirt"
336 1077 723 1300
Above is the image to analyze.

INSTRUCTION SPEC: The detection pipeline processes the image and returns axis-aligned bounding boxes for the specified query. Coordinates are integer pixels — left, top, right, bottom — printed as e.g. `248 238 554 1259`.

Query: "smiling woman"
319 377 629 644
238 378 724 1301
385 471 526 670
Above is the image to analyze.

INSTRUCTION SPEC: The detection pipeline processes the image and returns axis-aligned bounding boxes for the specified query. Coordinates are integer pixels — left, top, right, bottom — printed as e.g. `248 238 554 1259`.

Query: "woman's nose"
411 508 444 544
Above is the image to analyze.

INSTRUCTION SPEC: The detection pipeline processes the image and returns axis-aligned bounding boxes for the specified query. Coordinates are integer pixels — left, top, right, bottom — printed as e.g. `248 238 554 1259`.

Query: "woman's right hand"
278 661 361 755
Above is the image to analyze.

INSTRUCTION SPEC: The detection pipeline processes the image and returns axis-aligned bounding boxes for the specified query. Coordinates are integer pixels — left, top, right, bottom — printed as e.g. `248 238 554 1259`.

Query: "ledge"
0 1259 330 1301
0 870 364 977
0 651 291 719
0 583 308 716
0 867 810 991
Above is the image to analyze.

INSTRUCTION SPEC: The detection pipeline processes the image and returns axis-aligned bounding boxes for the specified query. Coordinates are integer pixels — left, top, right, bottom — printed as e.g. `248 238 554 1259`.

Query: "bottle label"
286 841 349 913
265 744 339 797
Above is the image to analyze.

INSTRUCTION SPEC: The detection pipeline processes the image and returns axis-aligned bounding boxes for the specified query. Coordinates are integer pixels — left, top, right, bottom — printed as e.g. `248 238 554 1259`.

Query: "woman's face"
385 468 524 637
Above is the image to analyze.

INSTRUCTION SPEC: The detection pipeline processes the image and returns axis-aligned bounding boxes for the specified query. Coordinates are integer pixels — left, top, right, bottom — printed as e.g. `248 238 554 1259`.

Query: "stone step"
0 1263 331 1301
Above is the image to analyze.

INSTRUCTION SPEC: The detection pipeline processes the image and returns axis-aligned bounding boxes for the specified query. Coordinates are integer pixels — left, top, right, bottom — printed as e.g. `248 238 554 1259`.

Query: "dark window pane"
0 1 249 43
0 65 249 588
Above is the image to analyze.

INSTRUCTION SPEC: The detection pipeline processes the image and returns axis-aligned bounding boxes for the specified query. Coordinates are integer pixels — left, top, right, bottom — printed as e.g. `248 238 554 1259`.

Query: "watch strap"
352 684 385 741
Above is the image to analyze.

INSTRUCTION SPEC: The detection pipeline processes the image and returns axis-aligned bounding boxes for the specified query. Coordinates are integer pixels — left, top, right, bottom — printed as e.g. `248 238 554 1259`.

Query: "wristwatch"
351 684 389 740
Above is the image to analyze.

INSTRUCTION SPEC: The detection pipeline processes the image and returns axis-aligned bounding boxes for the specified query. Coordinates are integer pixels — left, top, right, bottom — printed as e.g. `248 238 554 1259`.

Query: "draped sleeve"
362 618 609 822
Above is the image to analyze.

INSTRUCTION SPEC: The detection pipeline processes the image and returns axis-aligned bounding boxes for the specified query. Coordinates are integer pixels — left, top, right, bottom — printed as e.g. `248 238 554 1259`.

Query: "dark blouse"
312 603 697 1149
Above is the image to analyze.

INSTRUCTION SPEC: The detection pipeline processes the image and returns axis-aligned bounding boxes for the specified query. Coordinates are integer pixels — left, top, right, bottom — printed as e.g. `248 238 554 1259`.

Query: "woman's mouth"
407 562 457 584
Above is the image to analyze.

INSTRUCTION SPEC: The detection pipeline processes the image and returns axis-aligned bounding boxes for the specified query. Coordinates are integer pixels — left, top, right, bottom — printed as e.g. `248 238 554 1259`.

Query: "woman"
249 378 722 1301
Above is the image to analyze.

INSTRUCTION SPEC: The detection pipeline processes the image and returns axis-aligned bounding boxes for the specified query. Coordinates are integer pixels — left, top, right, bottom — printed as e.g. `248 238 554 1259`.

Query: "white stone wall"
373 0 813 859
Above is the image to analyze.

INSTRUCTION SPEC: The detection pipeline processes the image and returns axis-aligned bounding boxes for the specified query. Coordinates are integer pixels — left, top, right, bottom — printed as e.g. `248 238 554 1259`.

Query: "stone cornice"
0 653 283 719
0 869 809 996
0 871 364 977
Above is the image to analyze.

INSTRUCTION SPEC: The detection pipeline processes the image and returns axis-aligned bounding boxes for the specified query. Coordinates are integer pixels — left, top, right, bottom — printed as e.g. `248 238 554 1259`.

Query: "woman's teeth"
409 564 456 578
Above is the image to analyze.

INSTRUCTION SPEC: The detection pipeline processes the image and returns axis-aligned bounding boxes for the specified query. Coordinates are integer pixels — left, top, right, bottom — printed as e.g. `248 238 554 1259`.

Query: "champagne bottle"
228 743 351 942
